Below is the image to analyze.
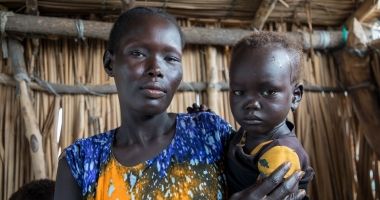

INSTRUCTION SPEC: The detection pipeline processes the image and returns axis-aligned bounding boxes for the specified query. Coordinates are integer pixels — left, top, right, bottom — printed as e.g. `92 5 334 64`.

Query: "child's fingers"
234 145 256 166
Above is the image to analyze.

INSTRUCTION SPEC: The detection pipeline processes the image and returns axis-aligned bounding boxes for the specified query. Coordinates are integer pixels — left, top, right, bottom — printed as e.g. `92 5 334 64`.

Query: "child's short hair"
232 31 303 84
107 7 185 54
9 179 55 200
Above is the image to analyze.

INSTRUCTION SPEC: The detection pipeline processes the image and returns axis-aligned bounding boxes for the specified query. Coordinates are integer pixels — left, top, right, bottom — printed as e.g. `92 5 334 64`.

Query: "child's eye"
129 50 145 58
261 90 276 96
233 90 244 96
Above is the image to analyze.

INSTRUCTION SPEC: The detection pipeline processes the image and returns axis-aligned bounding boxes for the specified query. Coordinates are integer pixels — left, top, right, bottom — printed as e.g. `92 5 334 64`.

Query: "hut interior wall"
0 25 379 200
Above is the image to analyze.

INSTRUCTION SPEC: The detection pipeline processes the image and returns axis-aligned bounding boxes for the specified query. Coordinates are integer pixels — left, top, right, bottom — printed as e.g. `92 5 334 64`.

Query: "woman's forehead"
116 16 182 52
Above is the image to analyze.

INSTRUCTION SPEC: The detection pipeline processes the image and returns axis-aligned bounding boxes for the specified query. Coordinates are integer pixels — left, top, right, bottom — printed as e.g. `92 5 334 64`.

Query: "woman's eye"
165 56 181 63
261 90 276 96
129 50 145 58
233 90 244 96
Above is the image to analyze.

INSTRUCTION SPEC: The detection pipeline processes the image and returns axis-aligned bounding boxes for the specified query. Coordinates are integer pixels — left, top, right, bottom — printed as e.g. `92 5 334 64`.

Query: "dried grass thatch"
1 0 361 27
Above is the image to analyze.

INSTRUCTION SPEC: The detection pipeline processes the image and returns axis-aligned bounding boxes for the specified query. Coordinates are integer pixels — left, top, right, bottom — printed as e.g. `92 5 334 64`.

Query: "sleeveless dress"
65 112 232 200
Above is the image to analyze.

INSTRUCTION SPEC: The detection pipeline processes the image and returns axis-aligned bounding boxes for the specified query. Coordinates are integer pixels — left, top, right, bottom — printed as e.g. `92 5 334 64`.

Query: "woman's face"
110 15 183 115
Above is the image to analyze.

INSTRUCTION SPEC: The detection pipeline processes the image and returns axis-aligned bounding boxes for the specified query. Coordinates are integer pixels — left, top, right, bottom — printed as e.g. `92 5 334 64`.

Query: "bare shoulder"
54 156 82 200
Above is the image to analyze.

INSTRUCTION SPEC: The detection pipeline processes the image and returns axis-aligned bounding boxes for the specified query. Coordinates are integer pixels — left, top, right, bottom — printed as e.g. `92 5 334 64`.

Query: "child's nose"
244 100 261 110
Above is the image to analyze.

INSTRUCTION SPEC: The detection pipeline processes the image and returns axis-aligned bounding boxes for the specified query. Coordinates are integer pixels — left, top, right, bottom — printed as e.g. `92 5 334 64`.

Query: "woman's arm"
54 156 82 200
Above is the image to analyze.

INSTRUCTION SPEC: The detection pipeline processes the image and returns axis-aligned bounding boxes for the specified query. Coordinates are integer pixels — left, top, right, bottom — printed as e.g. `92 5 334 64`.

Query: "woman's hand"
227 132 305 200
229 162 306 200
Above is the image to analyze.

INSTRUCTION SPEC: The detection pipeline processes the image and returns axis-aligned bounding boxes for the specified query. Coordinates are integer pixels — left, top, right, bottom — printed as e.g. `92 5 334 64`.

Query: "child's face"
229 46 298 135
109 15 183 115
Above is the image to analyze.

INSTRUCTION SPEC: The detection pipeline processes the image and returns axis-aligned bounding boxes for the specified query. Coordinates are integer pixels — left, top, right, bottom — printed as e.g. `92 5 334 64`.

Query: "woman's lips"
141 83 166 99
142 89 165 98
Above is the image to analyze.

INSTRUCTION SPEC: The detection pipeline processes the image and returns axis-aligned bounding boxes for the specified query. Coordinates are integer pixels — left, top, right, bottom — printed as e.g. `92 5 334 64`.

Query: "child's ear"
291 83 303 112
103 50 115 77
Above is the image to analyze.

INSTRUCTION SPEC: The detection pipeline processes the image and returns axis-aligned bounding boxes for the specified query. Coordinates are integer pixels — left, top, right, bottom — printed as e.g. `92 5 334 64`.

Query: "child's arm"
226 130 259 194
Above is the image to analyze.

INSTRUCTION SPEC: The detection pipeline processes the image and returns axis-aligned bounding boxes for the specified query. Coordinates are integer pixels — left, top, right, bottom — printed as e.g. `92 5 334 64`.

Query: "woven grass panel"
1 37 379 200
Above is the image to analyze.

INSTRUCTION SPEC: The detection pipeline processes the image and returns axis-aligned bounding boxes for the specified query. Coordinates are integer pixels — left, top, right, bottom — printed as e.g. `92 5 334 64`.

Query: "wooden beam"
345 0 380 24
368 37 380 48
0 73 373 95
0 73 207 94
25 0 38 15
252 0 279 30
1 12 346 49
120 0 135 11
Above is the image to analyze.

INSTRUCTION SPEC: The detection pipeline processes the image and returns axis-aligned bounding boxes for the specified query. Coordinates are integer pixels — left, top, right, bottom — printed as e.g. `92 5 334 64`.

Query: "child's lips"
242 116 262 125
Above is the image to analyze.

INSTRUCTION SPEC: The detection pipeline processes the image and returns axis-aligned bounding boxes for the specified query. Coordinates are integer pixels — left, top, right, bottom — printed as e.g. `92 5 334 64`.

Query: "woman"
54 7 304 200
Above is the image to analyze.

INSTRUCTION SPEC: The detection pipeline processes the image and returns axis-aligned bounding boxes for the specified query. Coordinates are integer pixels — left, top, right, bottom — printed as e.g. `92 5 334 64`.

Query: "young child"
9 179 55 200
226 32 314 196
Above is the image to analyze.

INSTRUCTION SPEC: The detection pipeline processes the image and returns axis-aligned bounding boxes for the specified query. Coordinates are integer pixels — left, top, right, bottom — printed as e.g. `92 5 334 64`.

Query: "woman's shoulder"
175 112 233 147
65 130 115 153
177 112 231 129
63 129 116 196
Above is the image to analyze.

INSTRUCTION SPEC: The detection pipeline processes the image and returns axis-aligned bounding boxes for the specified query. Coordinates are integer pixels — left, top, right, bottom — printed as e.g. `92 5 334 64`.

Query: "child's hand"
228 131 255 169
186 103 212 114
234 143 256 168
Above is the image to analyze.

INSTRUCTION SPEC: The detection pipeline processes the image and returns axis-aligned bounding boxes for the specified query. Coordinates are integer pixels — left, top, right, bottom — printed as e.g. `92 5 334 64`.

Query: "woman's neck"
116 110 175 147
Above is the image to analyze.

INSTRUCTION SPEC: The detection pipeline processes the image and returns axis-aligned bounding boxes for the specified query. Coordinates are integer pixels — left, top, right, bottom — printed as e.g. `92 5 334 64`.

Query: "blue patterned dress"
65 112 232 199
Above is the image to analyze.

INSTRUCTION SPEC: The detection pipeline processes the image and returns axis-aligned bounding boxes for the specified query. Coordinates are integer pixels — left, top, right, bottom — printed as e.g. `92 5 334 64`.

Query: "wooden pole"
252 0 279 30
8 38 47 179
345 0 380 24
206 46 219 113
1 12 345 49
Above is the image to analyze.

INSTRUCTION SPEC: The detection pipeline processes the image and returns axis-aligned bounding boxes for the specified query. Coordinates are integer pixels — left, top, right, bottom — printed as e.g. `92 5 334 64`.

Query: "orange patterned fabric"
88 156 225 200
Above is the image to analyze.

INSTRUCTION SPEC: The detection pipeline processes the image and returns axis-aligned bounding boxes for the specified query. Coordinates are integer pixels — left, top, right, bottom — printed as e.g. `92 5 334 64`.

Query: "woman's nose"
147 58 163 79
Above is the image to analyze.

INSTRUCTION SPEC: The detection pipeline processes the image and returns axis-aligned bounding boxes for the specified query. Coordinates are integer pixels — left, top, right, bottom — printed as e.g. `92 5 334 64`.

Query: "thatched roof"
0 0 368 27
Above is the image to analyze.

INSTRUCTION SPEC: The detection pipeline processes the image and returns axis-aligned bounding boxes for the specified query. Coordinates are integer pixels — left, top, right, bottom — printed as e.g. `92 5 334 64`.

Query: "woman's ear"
103 50 115 77
291 84 303 112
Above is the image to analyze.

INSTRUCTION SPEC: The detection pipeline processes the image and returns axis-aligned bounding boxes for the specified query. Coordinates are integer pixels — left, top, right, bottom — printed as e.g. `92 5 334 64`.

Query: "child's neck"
243 121 290 153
